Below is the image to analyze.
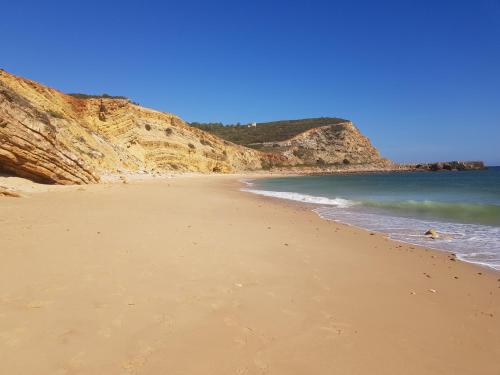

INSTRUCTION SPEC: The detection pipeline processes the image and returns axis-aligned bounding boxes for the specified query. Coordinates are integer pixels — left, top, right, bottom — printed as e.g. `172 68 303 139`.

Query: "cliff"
1 69 391 185
190 119 390 169
0 69 262 184
258 122 390 168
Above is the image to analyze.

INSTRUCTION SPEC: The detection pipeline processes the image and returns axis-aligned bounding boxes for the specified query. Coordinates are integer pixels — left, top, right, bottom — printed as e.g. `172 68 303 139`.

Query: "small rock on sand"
0 187 21 197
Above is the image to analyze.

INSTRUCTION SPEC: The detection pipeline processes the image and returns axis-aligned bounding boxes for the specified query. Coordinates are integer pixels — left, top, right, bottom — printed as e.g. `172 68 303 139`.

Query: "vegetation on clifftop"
67 93 141 106
67 93 129 100
189 117 348 148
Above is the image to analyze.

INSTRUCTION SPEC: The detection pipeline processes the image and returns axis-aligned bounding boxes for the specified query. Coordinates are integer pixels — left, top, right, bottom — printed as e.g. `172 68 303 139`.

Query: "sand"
0 175 499 374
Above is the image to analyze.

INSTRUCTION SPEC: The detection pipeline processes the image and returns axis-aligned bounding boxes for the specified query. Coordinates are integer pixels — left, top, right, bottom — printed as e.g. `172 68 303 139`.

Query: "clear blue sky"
1 0 499 165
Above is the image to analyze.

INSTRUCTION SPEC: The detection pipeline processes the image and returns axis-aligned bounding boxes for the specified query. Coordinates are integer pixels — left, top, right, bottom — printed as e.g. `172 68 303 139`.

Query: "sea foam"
241 188 354 208
314 206 500 270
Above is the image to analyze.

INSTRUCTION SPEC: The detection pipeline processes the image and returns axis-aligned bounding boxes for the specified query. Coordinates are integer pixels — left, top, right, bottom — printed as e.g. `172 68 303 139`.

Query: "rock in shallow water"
425 229 439 239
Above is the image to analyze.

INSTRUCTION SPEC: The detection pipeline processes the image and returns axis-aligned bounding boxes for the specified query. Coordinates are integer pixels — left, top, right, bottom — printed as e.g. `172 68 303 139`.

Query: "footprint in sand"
281 308 298 317
59 329 78 344
319 319 352 339
211 302 221 311
253 358 269 373
26 300 53 309
312 295 324 303
122 345 155 374
68 351 86 369
266 291 276 298
224 316 238 327
152 313 174 330
98 327 112 339
0 327 27 347
112 316 123 328
234 336 247 347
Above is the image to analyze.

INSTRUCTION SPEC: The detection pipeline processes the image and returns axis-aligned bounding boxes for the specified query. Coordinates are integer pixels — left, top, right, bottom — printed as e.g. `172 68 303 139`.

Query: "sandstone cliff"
0 70 262 184
257 122 390 168
0 70 391 185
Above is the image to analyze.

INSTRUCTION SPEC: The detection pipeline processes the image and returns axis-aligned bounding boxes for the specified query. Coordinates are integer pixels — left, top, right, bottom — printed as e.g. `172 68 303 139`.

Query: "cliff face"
0 70 262 184
259 122 390 168
0 70 390 184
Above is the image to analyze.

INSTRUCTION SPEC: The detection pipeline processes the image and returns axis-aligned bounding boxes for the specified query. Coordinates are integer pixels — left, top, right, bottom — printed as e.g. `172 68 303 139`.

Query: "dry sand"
0 175 499 374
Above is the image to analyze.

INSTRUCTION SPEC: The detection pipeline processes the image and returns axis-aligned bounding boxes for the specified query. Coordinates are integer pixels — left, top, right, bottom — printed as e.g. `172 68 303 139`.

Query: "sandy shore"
0 175 499 374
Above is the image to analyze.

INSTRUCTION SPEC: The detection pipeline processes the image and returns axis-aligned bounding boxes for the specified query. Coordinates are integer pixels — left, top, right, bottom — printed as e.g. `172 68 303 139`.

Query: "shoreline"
2 172 499 273
1 174 499 374
241 174 500 272
238 177 500 275
2 172 499 274
2 161 490 192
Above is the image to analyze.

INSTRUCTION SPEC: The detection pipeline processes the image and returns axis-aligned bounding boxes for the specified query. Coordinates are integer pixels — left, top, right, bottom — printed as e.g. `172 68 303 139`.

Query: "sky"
1 0 499 165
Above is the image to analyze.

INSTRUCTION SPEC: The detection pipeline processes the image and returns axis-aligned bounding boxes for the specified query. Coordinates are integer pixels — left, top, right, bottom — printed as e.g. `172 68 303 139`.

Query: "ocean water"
243 167 500 270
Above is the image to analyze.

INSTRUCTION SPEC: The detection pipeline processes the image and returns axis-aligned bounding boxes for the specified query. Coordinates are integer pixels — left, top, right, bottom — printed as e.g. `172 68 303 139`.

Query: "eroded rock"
0 69 263 184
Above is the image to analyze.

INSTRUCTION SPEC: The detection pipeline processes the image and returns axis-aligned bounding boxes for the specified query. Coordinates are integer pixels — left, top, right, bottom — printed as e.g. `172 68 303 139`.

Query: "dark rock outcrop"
413 161 485 172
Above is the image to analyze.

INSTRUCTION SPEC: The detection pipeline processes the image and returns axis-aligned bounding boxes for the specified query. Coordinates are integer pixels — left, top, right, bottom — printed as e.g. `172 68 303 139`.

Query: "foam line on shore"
241 188 354 208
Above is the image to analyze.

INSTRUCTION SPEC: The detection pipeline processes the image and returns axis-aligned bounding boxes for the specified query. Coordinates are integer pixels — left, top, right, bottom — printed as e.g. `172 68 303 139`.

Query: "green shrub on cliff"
189 117 347 148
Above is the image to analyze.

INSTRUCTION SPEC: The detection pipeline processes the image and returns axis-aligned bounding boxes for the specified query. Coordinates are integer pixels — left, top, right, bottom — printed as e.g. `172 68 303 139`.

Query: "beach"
0 175 499 374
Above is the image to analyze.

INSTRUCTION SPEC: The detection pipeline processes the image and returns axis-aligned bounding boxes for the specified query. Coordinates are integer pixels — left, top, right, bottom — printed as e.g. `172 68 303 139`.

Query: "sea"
242 167 500 270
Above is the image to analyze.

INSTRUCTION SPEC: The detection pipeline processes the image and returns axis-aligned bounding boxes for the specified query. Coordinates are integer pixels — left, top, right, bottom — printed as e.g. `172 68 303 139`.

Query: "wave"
360 200 500 226
243 187 500 226
241 189 354 208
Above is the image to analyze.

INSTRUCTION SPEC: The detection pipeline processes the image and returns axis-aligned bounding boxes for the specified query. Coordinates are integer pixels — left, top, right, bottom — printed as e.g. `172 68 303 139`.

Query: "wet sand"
0 175 499 374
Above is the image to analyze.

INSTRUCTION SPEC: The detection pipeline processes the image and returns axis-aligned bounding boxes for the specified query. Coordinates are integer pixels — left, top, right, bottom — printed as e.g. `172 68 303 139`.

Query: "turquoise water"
243 167 500 270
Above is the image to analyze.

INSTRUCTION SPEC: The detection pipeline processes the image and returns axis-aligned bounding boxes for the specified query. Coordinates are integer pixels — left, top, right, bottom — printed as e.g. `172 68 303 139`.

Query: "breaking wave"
241 188 354 208
361 200 500 226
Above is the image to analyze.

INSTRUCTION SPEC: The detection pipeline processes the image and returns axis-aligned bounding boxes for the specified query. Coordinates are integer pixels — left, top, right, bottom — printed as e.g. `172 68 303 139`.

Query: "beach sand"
0 175 499 374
